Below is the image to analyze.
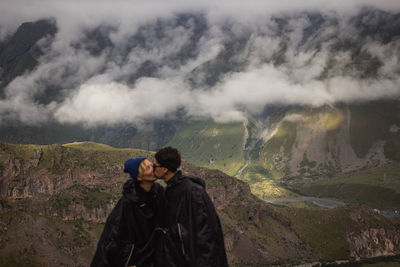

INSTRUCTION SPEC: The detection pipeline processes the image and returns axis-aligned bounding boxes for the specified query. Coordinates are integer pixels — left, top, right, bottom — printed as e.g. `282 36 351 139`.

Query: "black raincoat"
164 171 228 267
91 179 164 267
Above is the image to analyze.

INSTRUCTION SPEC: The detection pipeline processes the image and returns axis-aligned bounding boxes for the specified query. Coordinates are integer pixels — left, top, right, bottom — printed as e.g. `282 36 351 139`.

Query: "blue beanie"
124 157 146 181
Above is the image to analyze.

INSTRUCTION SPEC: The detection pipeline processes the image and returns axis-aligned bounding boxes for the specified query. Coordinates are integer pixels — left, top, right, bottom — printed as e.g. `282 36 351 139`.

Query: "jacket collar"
123 179 158 202
166 170 206 189
166 170 183 189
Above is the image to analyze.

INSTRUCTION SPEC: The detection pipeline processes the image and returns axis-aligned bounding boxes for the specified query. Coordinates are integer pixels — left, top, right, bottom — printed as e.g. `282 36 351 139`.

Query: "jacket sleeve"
90 199 125 267
191 188 228 267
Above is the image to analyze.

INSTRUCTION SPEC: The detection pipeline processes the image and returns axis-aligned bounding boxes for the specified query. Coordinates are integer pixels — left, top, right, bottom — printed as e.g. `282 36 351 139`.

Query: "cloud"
2 0 400 39
54 76 191 126
0 0 399 126
191 64 400 119
54 63 400 126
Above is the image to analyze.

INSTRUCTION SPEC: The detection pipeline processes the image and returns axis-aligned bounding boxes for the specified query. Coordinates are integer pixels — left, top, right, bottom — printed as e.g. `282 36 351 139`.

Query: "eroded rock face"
264 104 396 179
347 228 400 258
345 208 400 259
52 202 117 223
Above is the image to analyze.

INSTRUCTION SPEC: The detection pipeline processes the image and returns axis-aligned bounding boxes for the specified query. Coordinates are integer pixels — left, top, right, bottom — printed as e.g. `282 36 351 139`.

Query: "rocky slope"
0 141 399 266
257 101 399 178
0 141 310 266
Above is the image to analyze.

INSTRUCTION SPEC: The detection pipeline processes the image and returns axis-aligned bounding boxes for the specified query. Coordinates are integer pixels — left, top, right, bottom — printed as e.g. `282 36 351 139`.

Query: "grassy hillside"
260 120 298 179
277 204 400 261
349 101 400 160
0 141 309 266
167 120 245 176
1 141 400 266
288 162 400 211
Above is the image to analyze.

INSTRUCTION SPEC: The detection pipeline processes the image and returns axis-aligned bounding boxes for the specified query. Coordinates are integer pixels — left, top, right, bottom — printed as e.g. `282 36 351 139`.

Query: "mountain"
0 7 399 208
1 7 399 132
0 7 400 265
0 19 57 97
240 101 400 196
164 101 400 201
0 141 400 266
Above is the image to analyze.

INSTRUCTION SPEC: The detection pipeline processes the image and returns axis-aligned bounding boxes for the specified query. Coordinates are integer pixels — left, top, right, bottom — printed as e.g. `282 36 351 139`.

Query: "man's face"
137 159 156 183
152 158 167 180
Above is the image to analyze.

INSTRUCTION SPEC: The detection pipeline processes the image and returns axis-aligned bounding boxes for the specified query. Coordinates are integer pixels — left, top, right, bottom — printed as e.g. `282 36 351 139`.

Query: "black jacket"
91 180 164 267
164 171 228 267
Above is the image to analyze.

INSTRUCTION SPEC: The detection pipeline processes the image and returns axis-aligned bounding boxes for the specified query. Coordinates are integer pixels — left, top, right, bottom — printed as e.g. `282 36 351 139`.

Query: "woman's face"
138 159 157 183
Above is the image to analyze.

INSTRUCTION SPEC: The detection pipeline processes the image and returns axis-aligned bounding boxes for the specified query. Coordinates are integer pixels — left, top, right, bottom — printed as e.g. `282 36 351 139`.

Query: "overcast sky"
1 0 399 126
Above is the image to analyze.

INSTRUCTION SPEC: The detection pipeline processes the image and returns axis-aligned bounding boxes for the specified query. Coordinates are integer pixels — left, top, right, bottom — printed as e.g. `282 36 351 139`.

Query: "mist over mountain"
0 1 399 128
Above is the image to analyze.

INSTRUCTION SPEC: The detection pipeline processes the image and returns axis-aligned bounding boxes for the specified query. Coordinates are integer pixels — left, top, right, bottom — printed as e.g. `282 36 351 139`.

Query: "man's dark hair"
155 147 181 172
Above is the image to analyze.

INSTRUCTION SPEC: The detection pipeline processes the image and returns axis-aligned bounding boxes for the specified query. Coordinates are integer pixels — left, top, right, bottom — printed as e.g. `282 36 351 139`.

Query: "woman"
91 157 164 267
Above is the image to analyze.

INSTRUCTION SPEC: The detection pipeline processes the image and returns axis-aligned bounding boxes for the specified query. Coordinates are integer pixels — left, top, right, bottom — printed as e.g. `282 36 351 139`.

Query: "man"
91 157 164 267
153 147 228 267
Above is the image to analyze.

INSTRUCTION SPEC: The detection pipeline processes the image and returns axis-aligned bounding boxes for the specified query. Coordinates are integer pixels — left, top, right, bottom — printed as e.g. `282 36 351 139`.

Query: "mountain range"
0 7 399 195
0 5 400 266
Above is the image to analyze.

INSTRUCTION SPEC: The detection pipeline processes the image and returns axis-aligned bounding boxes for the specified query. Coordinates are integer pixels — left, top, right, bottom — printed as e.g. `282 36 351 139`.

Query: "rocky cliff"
262 101 399 178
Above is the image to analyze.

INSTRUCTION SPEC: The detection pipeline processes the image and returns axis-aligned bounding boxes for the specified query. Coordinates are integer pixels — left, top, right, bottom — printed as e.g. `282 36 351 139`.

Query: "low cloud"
55 76 191 126
54 63 400 126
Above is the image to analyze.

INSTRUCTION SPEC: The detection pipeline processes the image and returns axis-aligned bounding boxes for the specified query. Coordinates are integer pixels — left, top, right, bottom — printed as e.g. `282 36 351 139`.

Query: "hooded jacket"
164 171 228 267
91 179 164 267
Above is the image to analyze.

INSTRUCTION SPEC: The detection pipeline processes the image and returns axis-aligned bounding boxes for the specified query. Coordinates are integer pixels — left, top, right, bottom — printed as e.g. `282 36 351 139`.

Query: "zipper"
177 223 186 256
125 244 135 267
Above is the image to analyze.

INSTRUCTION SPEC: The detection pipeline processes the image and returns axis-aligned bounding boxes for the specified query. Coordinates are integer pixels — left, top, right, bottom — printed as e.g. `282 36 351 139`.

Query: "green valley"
167 120 246 176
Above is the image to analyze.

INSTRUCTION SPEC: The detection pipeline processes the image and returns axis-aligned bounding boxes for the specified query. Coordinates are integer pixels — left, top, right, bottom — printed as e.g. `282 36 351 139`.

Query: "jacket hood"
167 171 206 189
187 176 206 189
122 179 139 202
